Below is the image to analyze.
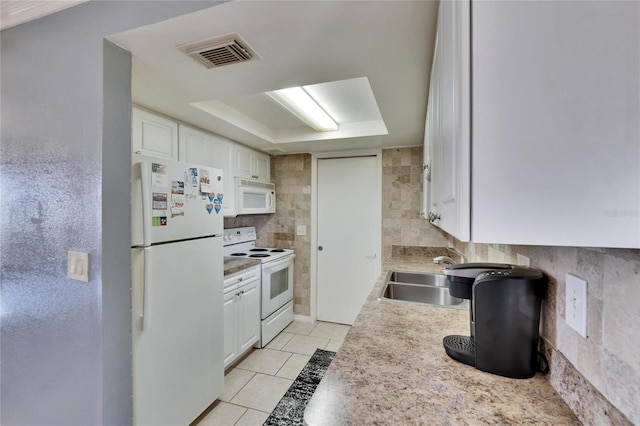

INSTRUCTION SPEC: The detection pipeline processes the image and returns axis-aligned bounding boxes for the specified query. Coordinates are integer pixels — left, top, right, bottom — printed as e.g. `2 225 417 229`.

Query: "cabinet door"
132 107 178 160
254 151 271 182
208 136 235 217
178 125 210 165
423 18 439 221
179 125 236 216
223 290 238 368
234 145 271 182
472 1 640 247
427 0 471 241
238 278 260 353
234 145 254 179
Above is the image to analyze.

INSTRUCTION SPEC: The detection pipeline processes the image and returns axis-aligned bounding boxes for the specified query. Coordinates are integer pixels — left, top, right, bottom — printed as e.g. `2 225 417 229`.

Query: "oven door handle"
262 254 296 272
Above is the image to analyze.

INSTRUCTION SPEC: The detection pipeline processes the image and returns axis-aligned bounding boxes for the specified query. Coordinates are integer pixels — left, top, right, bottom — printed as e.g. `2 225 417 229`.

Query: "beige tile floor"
195 321 350 426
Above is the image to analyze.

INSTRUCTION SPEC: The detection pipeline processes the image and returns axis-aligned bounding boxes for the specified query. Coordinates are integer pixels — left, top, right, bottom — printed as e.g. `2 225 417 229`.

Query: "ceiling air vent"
178 33 257 69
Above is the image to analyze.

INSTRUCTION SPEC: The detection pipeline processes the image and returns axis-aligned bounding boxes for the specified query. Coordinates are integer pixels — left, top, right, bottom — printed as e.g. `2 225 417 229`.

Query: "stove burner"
230 253 247 257
270 249 285 253
250 254 270 258
250 248 269 252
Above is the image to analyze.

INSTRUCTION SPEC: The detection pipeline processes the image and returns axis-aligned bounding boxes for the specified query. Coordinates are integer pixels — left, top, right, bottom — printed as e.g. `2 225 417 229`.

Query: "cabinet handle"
238 277 243 282
318 245 323 251
428 212 440 223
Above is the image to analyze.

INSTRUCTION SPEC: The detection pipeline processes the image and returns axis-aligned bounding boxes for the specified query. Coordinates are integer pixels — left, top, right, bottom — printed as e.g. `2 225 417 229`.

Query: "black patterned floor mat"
263 348 336 426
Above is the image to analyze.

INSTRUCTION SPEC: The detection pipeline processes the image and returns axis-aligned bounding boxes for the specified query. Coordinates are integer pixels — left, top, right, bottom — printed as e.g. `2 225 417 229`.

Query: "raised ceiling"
108 1 439 154
5 1 439 155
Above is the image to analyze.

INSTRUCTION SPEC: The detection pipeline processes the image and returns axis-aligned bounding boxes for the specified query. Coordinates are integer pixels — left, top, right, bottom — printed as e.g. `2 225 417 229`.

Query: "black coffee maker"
441 263 546 379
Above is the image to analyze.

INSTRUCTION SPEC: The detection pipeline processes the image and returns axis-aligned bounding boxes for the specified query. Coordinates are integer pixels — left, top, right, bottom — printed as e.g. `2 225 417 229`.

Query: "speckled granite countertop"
223 257 261 276
304 256 580 425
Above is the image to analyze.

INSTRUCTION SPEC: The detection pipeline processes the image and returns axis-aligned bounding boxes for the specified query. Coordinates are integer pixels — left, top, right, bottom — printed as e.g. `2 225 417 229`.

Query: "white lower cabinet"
223 266 261 368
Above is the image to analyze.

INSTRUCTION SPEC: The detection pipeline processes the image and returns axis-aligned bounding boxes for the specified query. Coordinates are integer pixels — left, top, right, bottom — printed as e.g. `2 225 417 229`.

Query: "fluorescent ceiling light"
266 87 338 132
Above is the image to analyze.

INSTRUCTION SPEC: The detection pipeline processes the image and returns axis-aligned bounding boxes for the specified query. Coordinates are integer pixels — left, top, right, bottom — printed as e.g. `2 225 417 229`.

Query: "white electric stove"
223 227 295 346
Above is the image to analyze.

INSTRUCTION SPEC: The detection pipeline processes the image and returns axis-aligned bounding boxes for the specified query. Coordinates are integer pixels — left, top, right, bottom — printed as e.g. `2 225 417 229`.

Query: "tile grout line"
272 351 294 378
199 321 351 425
224 369 256 403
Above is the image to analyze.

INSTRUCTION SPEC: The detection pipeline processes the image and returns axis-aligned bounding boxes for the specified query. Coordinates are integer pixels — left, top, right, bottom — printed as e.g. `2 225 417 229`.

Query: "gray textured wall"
0 2 221 424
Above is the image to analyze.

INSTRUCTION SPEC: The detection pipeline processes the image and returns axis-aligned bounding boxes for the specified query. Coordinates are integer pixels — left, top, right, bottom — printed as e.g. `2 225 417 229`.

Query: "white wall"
0 2 222 424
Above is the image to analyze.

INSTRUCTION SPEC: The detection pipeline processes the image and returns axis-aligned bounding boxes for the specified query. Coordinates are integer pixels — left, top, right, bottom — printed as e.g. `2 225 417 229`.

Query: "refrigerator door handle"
140 161 152 247
142 247 151 330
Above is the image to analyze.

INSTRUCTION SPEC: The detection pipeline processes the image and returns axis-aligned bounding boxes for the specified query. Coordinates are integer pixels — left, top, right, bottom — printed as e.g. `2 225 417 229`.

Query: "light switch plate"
565 273 587 337
296 225 307 236
68 251 89 282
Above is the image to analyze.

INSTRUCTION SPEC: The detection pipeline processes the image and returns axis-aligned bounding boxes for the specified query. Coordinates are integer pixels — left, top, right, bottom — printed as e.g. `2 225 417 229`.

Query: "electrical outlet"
296 225 307 236
565 273 587 337
68 251 89 282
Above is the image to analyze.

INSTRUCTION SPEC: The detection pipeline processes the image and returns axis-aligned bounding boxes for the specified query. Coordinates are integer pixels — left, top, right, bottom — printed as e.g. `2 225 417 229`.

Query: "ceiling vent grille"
178 34 257 69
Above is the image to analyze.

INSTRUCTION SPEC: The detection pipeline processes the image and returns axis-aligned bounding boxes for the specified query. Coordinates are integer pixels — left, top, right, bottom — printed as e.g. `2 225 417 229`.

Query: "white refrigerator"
131 153 225 426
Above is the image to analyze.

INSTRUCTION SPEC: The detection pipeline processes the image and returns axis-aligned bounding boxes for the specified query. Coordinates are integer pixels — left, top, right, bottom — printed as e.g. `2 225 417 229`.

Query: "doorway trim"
310 149 382 322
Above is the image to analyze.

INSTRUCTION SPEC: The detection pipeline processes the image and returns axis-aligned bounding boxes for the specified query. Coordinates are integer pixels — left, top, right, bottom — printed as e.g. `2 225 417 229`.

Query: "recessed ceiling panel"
222 94 305 130
192 76 387 144
304 77 383 124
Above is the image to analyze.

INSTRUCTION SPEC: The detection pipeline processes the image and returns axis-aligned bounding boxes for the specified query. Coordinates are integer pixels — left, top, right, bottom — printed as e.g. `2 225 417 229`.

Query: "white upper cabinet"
235 145 271 182
132 107 178 160
424 0 471 241
471 1 639 248
425 1 639 248
178 124 235 217
254 153 271 182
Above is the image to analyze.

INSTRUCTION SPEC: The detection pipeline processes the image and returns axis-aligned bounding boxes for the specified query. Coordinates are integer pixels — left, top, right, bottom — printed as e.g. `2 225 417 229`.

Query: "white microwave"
234 177 276 215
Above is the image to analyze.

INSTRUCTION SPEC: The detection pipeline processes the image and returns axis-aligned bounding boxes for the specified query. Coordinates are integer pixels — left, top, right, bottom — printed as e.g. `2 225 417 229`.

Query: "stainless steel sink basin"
387 271 448 287
378 270 468 310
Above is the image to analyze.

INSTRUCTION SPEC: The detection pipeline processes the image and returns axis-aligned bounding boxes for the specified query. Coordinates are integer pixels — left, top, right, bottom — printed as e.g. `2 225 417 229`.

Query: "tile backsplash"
225 154 312 316
452 241 639 424
382 147 449 261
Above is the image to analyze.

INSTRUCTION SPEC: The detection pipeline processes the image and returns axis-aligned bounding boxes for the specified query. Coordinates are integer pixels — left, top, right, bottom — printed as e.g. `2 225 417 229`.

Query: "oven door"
261 254 295 319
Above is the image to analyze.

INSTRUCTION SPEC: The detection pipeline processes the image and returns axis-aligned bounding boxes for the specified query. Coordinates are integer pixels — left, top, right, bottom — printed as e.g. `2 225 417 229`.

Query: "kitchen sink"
378 270 468 310
387 271 448 287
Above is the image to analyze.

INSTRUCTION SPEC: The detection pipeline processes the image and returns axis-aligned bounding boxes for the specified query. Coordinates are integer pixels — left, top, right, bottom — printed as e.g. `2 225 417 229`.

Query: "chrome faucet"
447 247 468 264
433 256 456 265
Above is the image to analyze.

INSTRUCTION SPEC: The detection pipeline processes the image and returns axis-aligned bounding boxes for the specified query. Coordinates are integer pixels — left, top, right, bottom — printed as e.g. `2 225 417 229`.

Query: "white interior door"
316 156 380 325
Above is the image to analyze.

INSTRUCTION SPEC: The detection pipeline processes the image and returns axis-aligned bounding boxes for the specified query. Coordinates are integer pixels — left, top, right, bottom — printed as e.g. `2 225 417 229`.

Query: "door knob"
318 246 323 251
